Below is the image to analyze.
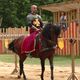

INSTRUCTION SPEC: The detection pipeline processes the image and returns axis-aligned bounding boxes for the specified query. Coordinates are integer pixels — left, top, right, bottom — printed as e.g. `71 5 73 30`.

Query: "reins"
35 27 57 53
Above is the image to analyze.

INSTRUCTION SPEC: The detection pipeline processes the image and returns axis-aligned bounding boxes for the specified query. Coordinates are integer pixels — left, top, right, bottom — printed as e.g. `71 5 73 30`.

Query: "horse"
8 23 61 80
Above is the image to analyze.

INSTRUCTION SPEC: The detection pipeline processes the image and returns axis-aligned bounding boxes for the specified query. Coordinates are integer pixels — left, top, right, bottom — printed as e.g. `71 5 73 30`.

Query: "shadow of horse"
8 23 61 80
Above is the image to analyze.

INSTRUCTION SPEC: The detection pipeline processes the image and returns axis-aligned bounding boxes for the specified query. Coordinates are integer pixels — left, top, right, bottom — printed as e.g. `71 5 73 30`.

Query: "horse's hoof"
24 78 27 80
24 77 27 80
18 75 21 79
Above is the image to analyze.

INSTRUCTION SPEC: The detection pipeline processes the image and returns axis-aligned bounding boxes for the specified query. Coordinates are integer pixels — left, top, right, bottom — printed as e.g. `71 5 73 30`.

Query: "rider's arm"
26 14 32 35
38 15 43 29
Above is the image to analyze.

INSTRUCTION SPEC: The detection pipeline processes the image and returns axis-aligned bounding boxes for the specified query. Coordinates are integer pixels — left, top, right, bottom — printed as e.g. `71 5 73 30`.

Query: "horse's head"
50 24 61 47
52 24 61 36
42 23 61 47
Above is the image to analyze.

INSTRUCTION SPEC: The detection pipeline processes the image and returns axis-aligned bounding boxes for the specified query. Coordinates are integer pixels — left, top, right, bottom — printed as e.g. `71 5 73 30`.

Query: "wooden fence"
56 21 80 56
0 27 27 53
0 23 80 56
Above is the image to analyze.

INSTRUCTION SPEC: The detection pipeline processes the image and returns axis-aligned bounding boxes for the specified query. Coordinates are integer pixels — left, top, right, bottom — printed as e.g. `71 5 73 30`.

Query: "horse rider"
60 12 67 30
26 5 43 35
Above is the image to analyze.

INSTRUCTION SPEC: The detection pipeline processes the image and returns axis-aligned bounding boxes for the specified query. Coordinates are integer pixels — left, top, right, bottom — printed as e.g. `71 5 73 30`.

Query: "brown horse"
8 23 61 80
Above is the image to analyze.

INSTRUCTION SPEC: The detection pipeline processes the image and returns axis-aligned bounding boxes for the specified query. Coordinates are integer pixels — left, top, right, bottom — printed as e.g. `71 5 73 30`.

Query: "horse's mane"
42 23 61 40
53 24 61 36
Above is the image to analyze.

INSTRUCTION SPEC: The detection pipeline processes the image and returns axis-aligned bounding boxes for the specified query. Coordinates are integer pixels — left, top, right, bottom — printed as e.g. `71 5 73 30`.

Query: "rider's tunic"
21 14 43 54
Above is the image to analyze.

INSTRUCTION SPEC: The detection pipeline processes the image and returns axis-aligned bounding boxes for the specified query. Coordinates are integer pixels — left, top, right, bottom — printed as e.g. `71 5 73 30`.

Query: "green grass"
0 54 80 67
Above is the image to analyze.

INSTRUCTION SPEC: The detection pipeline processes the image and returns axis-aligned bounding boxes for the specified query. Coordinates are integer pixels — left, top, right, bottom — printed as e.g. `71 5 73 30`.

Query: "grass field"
0 54 80 66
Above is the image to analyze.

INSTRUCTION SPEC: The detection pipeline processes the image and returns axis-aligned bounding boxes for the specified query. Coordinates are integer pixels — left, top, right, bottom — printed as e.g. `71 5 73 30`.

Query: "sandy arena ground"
0 62 80 80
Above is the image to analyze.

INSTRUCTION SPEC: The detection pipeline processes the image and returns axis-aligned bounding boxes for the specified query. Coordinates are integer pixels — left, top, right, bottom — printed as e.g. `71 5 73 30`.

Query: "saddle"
21 31 42 54
21 31 55 54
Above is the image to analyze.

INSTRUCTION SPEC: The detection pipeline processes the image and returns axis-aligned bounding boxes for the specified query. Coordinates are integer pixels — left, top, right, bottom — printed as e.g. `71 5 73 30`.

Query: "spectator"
60 12 67 30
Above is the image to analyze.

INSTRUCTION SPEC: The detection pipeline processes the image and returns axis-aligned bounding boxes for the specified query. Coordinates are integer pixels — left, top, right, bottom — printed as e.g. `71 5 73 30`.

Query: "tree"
0 0 70 28
0 0 29 28
0 0 17 28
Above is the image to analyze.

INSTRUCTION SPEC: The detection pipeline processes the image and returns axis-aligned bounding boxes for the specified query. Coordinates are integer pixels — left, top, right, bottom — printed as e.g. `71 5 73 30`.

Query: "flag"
58 38 64 49
4 39 9 48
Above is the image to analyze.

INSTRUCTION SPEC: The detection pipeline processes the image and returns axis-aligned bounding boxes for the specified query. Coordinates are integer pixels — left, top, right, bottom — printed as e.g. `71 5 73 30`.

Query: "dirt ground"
0 62 80 80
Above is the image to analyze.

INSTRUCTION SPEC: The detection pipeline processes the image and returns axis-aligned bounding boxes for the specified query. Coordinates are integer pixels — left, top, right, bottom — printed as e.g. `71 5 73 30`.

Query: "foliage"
0 0 71 28
0 0 29 28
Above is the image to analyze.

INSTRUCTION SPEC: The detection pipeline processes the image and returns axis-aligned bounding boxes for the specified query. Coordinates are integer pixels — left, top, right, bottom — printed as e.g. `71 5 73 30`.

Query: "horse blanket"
21 30 41 54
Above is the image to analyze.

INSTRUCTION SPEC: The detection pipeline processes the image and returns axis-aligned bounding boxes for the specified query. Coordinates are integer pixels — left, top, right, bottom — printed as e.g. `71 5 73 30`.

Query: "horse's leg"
49 57 54 80
18 59 23 78
40 59 45 80
18 55 27 80
22 68 27 80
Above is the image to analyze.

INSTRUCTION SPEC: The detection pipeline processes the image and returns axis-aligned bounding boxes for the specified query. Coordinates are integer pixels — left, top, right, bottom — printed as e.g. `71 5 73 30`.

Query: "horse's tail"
8 39 16 52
